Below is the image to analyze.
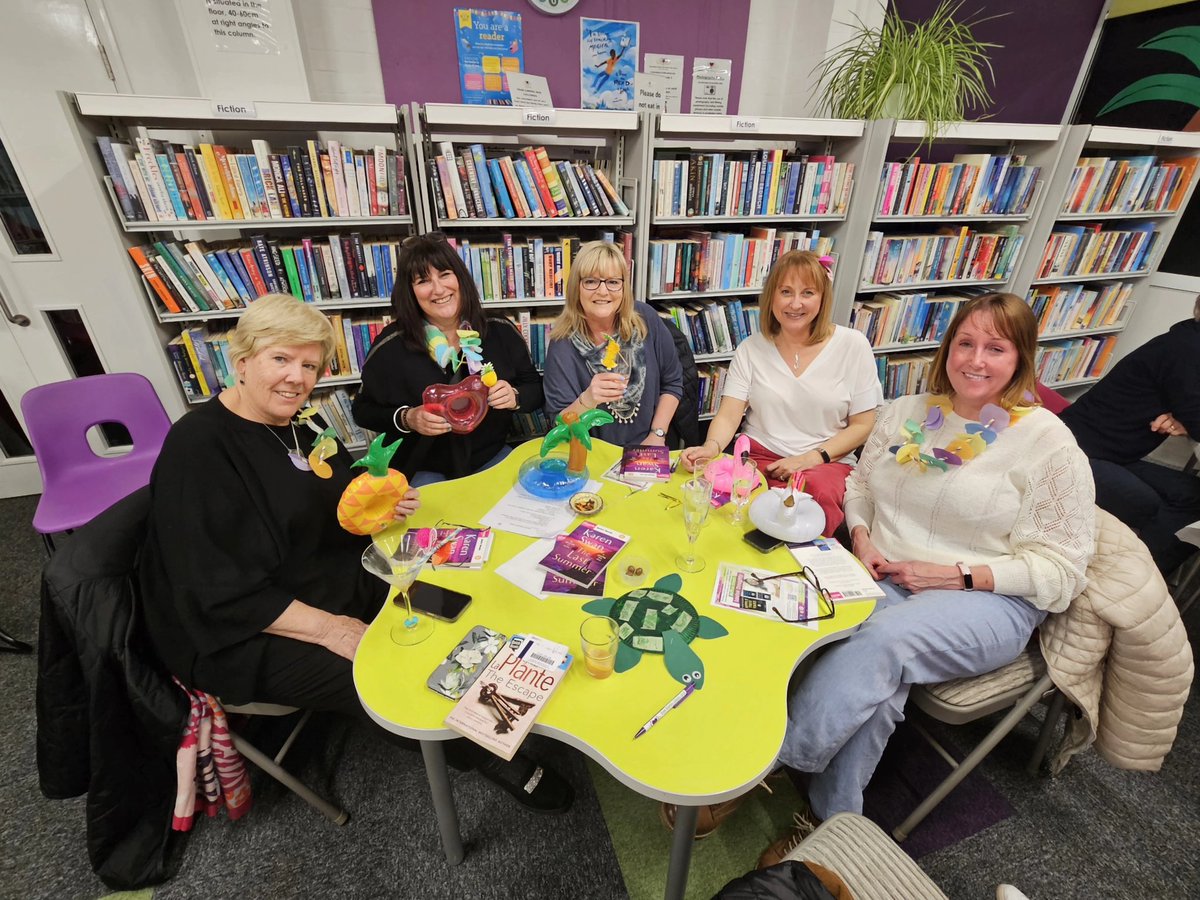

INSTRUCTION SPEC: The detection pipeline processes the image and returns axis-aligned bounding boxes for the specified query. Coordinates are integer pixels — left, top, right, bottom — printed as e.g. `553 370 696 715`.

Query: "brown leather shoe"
659 794 749 839
757 811 822 869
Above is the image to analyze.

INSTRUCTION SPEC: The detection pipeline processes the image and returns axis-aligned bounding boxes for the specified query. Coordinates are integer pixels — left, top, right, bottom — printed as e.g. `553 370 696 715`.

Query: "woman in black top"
140 294 571 812
352 234 543 484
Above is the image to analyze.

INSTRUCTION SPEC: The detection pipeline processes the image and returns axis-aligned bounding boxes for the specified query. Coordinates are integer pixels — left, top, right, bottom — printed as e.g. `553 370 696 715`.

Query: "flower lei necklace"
889 395 1034 472
425 321 491 377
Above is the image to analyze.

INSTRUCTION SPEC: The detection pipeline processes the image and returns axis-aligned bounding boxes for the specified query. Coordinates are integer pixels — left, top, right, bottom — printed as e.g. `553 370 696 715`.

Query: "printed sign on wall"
454 8 525 105
580 17 639 111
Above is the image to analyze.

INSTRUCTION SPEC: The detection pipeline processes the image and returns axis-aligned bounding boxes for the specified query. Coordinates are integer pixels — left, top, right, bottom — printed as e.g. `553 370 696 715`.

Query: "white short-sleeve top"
722 325 883 460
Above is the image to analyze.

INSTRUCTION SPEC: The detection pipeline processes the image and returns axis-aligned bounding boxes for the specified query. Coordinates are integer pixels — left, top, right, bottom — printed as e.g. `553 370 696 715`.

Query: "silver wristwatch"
651 427 666 438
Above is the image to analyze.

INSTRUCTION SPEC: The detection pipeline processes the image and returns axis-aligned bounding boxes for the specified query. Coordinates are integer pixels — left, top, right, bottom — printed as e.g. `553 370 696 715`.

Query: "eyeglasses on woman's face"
581 277 624 292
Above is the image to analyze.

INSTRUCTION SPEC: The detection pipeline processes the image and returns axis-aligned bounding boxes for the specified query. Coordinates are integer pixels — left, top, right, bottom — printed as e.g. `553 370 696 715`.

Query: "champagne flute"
730 457 758 525
675 475 713 573
362 530 437 646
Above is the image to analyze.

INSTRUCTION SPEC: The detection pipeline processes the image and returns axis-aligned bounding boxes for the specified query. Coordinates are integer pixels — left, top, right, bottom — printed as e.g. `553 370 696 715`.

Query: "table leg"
664 804 698 900
420 739 464 865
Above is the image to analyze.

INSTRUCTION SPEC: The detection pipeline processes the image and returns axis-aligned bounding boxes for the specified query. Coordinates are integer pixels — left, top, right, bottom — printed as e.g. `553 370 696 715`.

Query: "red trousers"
743 437 853 538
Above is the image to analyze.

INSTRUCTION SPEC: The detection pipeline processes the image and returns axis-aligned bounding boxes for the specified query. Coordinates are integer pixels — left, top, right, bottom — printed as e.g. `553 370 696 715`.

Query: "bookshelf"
638 113 878 421
845 120 1065 399
1011 124 1200 391
71 92 421 448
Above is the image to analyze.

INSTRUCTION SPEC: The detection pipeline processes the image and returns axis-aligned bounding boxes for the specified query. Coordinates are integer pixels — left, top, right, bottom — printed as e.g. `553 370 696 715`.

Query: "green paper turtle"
581 574 728 688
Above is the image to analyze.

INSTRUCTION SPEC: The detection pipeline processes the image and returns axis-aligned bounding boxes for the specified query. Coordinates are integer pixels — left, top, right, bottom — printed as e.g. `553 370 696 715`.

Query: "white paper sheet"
479 479 601 539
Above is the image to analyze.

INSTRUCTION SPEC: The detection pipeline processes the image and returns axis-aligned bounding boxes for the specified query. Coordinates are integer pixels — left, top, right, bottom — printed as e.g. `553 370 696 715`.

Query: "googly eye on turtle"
691 670 702 682
681 673 692 684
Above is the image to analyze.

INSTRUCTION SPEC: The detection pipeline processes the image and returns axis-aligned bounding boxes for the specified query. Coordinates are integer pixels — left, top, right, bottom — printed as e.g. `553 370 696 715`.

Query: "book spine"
522 147 558 217
373 146 389 215
97 137 139 221
439 141 469 217
469 144 499 217
127 246 182 313
211 146 244 219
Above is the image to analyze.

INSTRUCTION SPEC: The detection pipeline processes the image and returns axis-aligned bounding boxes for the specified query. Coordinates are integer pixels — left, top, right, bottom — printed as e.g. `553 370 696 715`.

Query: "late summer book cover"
619 444 671 481
537 521 629 588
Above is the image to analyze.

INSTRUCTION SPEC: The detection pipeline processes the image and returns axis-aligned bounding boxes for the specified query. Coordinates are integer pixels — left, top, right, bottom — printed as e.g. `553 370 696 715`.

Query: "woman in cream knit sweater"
768 292 1095 853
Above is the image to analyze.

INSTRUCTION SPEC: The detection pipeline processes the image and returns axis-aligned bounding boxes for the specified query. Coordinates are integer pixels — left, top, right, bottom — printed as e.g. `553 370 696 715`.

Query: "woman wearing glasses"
353 233 543 484
756 293 1095 865
543 240 683 447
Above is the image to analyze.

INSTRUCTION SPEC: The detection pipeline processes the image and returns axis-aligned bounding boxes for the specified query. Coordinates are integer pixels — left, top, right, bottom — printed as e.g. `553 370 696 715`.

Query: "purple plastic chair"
20 373 172 544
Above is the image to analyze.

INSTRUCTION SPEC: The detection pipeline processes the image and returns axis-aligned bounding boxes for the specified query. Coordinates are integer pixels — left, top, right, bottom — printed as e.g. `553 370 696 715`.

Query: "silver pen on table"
633 683 695 739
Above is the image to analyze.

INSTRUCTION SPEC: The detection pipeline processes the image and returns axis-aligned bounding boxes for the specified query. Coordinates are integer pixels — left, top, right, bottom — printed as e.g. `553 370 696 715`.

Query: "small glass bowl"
613 553 651 589
569 491 604 516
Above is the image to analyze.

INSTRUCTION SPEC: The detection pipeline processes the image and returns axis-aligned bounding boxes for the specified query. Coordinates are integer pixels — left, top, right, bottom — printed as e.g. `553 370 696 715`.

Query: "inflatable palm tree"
540 409 614 475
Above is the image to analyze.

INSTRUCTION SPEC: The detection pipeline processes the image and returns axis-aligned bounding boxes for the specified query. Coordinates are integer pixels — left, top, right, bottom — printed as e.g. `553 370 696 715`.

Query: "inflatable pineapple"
337 434 408 535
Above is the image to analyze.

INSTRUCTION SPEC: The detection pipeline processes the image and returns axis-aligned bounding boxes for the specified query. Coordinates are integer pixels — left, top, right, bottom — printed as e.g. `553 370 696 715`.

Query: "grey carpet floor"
3 491 1198 900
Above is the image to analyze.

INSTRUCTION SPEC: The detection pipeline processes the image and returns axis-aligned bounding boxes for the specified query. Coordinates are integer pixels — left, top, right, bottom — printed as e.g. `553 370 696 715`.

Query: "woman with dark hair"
353 234 543 485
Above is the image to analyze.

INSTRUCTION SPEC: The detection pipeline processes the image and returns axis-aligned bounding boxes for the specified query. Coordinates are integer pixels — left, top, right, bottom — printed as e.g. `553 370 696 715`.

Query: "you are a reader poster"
454 8 525 105
580 17 638 111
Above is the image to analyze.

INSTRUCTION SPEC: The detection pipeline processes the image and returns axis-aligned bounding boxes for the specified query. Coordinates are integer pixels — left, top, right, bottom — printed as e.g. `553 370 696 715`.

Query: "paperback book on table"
414 526 494 569
536 521 630 588
618 444 671 481
787 537 885 601
443 634 572 761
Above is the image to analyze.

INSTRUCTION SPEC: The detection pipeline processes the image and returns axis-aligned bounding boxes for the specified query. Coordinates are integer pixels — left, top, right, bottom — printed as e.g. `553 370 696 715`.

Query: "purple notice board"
372 0 750 112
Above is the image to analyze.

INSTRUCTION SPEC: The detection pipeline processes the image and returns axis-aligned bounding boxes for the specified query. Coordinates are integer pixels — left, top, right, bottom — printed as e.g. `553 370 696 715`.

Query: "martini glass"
362 530 437 646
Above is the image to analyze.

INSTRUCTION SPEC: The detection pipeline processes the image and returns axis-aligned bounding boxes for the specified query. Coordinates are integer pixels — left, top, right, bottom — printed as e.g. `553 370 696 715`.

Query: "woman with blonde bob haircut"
679 250 881 537
225 292 338 373
543 240 682 447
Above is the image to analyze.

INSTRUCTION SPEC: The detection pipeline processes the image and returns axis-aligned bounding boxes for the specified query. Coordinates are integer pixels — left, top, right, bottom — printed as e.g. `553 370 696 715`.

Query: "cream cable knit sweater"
843 393 1095 612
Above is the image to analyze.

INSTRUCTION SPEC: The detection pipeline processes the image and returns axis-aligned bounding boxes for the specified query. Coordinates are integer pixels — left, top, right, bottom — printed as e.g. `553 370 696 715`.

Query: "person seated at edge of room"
1059 295 1200 576
678 250 881 537
542 240 683 447
139 294 571 813
352 232 544 486
666 293 1096 853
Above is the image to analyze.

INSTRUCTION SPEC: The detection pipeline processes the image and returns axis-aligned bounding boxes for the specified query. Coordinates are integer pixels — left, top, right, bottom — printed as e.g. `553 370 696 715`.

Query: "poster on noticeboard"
454 8 524 105
580 17 639 111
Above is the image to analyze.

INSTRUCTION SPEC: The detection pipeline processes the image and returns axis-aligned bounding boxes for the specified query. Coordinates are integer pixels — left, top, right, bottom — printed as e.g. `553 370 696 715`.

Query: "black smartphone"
744 528 783 554
409 581 473 622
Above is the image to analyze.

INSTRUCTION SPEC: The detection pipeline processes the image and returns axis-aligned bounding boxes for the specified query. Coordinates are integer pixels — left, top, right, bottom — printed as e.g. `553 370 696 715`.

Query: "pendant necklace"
264 421 311 471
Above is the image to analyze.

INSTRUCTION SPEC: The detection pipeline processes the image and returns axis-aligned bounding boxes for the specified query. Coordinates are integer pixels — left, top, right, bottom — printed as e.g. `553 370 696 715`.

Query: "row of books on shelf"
1035 222 1159 279
1026 281 1134 335
646 229 834 295
696 364 729 417
510 410 552 440
129 232 400 316
849 288 986 349
430 141 628 221
309 389 371 448
1036 335 1118 385
514 310 555 369
859 226 1024 287
657 299 761 357
450 231 632 303
874 352 934 401
652 151 853 218
875 153 1039 218
1060 154 1197 216
97 136 406 225
166 311 388 400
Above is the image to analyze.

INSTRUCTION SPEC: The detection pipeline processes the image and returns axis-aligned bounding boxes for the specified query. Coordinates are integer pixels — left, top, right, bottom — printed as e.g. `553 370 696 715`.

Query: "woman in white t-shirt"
680 250 882 536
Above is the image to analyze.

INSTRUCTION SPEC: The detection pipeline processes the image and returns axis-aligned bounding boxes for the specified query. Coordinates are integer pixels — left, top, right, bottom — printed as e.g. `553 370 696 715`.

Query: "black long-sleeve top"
138 397 384 702
352 316 544 479
1061 318 1200 465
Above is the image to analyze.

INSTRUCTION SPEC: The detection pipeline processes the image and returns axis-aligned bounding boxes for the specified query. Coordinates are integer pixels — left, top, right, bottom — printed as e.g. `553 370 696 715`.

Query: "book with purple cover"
537 521 629 588
414 526 494 568
619 444 671 481
542 567 607 597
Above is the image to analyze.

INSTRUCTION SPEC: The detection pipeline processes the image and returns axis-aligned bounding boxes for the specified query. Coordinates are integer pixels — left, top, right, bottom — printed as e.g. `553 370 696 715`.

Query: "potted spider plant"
815 1 999 143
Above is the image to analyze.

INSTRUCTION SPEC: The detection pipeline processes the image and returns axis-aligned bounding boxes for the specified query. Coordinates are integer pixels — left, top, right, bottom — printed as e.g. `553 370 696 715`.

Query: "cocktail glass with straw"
362 529 440 646
675 474 713 573
730 457 758 525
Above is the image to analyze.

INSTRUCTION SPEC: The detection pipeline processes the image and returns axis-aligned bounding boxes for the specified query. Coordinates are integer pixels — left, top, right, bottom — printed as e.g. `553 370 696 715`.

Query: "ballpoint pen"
633 683 696 739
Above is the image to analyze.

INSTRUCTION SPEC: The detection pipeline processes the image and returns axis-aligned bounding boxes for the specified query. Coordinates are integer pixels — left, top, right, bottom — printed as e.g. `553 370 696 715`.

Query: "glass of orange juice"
580 615 619 679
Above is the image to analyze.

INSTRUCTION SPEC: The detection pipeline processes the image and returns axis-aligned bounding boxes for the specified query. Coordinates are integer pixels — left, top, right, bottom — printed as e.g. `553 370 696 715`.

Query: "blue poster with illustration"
580 17 638 111
454 8 524 105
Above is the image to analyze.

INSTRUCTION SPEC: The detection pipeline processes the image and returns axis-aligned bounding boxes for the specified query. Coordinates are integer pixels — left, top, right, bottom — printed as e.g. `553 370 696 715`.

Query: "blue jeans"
1089 458 1200 574
410 444 513 488
778 578 1046 818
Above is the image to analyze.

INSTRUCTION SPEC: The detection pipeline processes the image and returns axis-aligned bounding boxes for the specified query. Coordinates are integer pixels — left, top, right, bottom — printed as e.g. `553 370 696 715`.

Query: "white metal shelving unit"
1012 123 1200 391
71 92 420 433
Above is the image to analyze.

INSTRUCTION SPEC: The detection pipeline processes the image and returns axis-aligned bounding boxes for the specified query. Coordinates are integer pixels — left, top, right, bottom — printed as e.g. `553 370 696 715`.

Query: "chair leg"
231 731 349 826
1027 689 1067 775
893 672 1055 842
0 624 32 653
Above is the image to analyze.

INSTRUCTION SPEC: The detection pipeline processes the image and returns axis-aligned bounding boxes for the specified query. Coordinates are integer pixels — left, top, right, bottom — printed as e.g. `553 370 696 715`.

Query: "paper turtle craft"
581 574 728 688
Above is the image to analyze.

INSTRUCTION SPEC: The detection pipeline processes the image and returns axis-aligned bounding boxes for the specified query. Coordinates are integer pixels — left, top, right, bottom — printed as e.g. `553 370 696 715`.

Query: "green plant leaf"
1096 74 1200 117
1140 26 1200 72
